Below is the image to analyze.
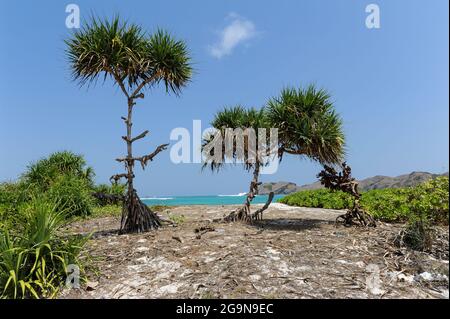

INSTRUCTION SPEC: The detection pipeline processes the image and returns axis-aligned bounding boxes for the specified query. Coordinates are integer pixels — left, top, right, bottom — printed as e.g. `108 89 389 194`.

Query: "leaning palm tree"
65 16 192 233
203 106 276 222
266 85 345 166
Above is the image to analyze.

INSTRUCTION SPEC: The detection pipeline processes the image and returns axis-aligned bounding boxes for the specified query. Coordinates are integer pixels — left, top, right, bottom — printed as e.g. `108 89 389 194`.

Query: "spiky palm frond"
266 85 345 165
65 16 192 94
145 29 193 95
22 151 93 190
203 106 270 172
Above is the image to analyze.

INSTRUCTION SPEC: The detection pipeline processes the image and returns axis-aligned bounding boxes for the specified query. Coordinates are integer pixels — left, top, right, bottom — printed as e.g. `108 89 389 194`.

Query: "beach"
62 203 449 299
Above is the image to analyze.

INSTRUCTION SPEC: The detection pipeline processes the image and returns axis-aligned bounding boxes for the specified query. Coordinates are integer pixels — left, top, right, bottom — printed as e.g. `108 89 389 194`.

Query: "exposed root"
120 190 161 234
251 192 275 221
223 192 275 223
224 205 251 223
194 226 216 239
336 203 376 227
319 163 376 228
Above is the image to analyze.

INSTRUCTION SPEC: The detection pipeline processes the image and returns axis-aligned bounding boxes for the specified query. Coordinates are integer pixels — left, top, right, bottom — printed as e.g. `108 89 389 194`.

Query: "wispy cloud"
209 13 257 59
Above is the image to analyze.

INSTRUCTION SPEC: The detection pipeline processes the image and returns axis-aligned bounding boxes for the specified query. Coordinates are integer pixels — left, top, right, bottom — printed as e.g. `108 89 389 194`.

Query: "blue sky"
0 0 448 196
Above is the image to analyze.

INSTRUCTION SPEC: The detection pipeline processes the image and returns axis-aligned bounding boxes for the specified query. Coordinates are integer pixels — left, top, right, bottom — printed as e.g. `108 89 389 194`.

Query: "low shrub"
91 204 122 218
45 175 95 218
279 189 353 210
0 182 30 229
168 214 185 224
278 177 449 224
92 183 126 206
150 205 170 213
22 151 94 192
408 176 449 225
399 177 449 251
0 197 88 299
359 188 411 222
1 151 98 221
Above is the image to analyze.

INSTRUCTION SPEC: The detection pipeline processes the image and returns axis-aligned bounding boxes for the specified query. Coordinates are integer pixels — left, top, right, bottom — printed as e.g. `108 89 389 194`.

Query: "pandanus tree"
203 85 345 223
65 17 192 233
203 106 276 222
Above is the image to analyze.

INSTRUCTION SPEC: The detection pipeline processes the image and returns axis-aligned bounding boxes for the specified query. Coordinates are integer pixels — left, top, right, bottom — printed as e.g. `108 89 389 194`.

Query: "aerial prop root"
222 192 275 223
120 191 162 234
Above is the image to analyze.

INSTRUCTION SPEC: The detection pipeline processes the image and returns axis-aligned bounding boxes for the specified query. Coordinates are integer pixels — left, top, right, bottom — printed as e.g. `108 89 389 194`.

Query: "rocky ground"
61 203 449 299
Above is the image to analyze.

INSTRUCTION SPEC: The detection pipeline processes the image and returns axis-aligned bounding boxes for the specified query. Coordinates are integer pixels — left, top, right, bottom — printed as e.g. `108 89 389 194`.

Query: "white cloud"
209 13 257 59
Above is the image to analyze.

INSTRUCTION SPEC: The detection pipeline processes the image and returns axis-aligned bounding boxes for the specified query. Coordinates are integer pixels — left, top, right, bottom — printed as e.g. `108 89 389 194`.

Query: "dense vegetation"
0 151 124 298
279 176 449 224
0 197 88 298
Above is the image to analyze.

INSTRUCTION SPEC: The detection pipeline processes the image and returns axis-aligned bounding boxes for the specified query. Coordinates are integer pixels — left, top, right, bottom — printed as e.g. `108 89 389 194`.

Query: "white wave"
218 192 247 197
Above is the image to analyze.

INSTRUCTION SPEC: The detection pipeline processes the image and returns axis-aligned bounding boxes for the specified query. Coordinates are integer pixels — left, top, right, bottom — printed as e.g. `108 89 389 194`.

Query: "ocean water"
141 194 284 206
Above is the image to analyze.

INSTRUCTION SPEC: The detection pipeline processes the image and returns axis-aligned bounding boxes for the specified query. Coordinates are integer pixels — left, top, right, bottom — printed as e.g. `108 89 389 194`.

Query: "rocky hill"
259 171 448 195
258 181 299 195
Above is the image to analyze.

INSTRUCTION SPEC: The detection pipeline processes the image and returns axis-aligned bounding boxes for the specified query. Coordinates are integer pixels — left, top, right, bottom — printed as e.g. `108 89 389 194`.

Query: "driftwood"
194 226 216 239
318 162 376 227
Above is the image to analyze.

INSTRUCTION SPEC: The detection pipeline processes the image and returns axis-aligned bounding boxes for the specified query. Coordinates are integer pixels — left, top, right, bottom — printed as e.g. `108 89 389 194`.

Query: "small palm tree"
65 16 192 233
204 85 345 223
203 106 275 222
266 85 345 166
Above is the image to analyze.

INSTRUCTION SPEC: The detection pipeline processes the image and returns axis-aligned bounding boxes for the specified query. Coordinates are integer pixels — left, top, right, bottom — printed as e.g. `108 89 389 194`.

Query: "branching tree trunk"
66 18 192 233
224 161 274 222
318 162 376 227
111 83 169 234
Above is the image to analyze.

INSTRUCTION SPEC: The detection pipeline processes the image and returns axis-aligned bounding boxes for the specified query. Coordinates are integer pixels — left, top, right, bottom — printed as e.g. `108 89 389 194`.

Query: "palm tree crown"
65 16 192 95
204 106 270 172
266 85 345 165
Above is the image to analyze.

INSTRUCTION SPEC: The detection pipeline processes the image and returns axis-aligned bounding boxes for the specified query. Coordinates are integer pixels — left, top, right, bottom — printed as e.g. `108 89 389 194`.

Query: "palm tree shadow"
251 218 334 232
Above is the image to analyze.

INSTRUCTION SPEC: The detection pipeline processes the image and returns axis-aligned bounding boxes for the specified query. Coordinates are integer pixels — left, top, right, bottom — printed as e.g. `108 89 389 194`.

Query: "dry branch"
135 143 169 170
110 173 129 184
318 162 376 227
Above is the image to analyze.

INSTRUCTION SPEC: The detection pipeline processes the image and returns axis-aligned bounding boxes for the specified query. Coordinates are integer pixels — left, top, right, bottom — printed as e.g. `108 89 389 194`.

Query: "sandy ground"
61 203 449 299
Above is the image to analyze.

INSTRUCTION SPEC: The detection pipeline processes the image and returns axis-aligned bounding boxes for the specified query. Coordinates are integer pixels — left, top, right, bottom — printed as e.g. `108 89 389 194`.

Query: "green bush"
399 177 449 251
279 189 353 210
0 151 97 219
359 188 411 222
0 197 88 299
0 182 31 228
408 176 449 225
91 204 122 218
92 183 126 206
45 175 95 218
278 177 449 224
22 151 94 192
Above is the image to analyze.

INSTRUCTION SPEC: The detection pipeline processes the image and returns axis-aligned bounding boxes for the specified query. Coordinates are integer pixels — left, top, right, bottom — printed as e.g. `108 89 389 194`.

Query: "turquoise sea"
141 194 284 206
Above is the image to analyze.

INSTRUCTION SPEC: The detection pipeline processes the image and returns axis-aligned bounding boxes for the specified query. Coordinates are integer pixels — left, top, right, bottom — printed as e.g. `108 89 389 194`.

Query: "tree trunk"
119 97 161 234
224 162 274 222
120 189 161 233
